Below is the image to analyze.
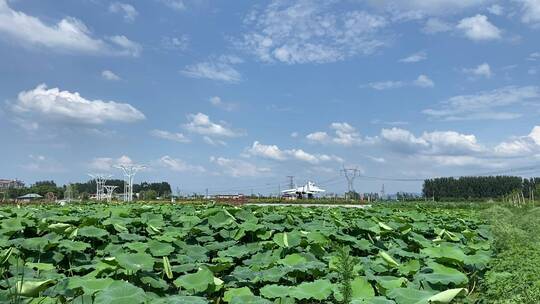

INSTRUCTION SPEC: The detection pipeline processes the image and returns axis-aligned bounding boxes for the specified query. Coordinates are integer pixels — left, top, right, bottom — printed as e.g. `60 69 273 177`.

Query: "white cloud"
157 0 186 11
307 122 363 146
463 63 492 78
422 18 452 34
184 113 243 138
365 75 433 89
210 156 270 177
203 136 227 146
365 81 405 90
380 127 484 158
423 86 540 121
181 56 241 83
520 0 540 25
495 126 540 156
89 155 133 171
150 129 190 143
368 0 488 16
0 0 140 56
413 74 435 87
23 155 64 172
399 51 427 63
457 14 501 41
12 84 145 126
306 131 330 143
247 141 342 164
239 0 388 64
290 132 299 138
248 141 287 160
102 70 121 81
209 96 237 111
109 2 138 22
528 52 540 61
158 156 205 172
487 4 504 16
107 35 142 57
161 35 189 51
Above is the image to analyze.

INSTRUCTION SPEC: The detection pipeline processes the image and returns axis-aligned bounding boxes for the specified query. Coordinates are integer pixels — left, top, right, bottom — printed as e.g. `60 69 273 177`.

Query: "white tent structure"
282 181 325 199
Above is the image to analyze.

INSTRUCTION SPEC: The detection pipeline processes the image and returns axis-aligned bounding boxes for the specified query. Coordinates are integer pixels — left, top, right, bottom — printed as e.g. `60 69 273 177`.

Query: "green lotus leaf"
260 284 290 299
279 253 307 267
116 252 155 272
290 279 333 300
379 251 400 268
77 226 108 238
58 240 90 252
148 240 175 257
173 267 215 292
418 262 468 286
351 277 375 300
421 245 466 263
387 288 436 304
94 280 146 304
223 287 254 303
67 277 115 294
14 279 56 297
149 296 208 304
229 295 272 304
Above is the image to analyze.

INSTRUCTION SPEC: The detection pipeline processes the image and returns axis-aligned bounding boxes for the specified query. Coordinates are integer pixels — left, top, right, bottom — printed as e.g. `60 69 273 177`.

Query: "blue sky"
0 0 539 195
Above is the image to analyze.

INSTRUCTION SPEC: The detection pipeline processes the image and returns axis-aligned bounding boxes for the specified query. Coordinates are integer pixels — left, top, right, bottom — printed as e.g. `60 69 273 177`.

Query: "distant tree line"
422 176 540 201
3 180 171 200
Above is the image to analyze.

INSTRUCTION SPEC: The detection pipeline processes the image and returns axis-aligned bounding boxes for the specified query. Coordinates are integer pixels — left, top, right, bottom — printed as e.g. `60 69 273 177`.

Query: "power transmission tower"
341 166 360 199
104 185 118 202
65 183 73 203
115 164 145 202
88 173 112 201
287 176 295 189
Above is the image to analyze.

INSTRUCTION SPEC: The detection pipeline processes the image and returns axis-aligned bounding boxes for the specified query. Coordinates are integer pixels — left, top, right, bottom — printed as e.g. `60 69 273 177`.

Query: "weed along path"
0 203 490 303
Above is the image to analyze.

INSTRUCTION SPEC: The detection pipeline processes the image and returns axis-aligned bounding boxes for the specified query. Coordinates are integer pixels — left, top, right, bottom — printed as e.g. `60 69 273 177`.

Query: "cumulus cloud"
487 4 504 16
307 122 363 146
210 156 270 177
209 96 237 111
463 63 492 78
184 113 244 138
102 70 121 81
457 14 501 41
364 74 434 90
0 0 140 56
150 129 190 143
109 2 138 22
399 51 427 63
158 156 205 172
423 86 540 121
368 0 487 16
380 127 485 159
89 155 133 171
157 0 186 11
494 126 540 157
422 18 453 34
238 0 388 64
11 84 145 127
413 74 435 87
23 155 64 172
365 81 405 90
247 141 343 164
181 56 242 83
520 0 540 25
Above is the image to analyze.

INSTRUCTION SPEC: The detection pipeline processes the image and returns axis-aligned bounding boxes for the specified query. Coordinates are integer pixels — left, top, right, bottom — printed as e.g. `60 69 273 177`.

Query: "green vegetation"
479 206 540 303
0 203 489 303
422 176 540 201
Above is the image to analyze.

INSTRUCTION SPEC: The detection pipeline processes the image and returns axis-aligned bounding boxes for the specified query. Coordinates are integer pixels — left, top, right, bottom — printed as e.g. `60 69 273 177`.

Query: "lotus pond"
0 204 491 303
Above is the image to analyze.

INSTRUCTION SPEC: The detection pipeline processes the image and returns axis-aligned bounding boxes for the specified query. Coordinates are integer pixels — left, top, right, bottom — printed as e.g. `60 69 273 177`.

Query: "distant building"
0 179 24 191
17 193 42 202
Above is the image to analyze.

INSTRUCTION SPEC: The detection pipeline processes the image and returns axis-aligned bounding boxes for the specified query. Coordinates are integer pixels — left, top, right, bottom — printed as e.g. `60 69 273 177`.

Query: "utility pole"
341 166 360 199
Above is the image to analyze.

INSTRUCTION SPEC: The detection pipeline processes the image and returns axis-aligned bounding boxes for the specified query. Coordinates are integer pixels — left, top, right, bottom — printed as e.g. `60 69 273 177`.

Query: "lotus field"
0 204 491 303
